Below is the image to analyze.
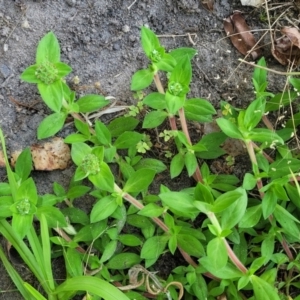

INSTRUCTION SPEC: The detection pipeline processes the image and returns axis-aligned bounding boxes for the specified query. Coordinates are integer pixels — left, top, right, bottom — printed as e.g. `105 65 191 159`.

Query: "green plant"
0 27 300 300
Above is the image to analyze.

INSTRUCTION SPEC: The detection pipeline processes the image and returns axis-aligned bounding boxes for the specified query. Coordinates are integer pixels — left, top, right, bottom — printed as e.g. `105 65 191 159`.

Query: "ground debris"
0 137 71 171
272 27 300 66
223 11 261 60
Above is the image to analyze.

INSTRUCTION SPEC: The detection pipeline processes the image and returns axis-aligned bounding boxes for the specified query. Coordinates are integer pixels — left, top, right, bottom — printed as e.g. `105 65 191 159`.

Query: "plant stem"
245 141 264 198
113 183 202 270
178 108 203 183
245 141 294 260
207 213 248 274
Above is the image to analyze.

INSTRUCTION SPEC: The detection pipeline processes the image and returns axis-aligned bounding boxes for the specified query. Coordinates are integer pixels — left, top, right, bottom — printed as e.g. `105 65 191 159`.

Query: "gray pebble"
122 25 130 33
65 0 76 6
0 64 11 78
113 43 120 51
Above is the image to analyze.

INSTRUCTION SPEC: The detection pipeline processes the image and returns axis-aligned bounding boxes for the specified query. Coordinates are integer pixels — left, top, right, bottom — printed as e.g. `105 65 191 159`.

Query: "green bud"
17 198 31 215
168 81 183 96
35 60 58 84
80 154 100 175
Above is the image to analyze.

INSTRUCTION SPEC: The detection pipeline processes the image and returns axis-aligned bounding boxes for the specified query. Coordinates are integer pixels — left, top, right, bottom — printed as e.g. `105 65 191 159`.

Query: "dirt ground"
0 0 291 299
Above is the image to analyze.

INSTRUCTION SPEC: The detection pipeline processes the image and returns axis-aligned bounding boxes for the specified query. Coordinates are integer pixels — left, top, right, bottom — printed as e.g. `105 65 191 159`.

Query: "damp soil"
0 0 292 299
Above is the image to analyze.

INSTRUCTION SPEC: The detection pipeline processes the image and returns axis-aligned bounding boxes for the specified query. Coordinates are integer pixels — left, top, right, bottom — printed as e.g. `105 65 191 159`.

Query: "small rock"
113 43 120 50
3 44 8 52
65 0 76 6
0 64 11 78
122 25 130 33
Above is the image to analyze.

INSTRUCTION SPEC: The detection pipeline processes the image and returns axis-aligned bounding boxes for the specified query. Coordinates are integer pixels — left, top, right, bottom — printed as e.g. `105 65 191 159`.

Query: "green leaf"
177 234 205 257
108 116 139 137
89 162 114 192
100 240 118 263
261 235 275 264
200 258 243 279
134 158 166 173
155 53 176 72
62 207 89 225
247 128 284 145
243 97 266 130
216 118 243 140
273 205 300 239
0 196 13 218
71 142 91 166
54 276 131 300
0 183 11 196
143 92 166 109
184 151 198 177
114 131 142 149
15 148 32 181
220 188 247 229
65 247 83 277
20 65 41 83
251 275 280 300
127 214 155 239
38 80 63 112
239 205 262 228
66 185 90 200
269 158 300 178
123 169 155 193
131 69 154 91
207 237 228 270
12 214 33 238
170 153 185 178
159 191 198 219
76 95 109 113
195 132 227 159
55 62 72 78
252 57 267 90
37 112 66 139
169 55 192 87
118 234 143 247
262 189 277 219
106 253 141 270
138 203 164 217
266 91 298 112
213 188 246 213
184 98 216 122
36 32 60 63
37 206 67 228
141 235 169 262
141 26 160 58
90 195 118 223
95 120 111 146
169 47 197 62
74 119 90 136
165 92 185 115
242 173 257 190
194 182 214 204
142 111 168 128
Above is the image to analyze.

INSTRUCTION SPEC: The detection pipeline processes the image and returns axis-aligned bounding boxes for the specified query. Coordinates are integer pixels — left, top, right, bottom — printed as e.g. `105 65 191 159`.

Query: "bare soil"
0 0 290 299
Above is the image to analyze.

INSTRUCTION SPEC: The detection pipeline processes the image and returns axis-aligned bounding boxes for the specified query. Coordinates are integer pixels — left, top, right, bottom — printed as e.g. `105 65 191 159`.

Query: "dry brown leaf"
272 27 300 65
224 11 261 59
10 137 71 171
201 0 214 12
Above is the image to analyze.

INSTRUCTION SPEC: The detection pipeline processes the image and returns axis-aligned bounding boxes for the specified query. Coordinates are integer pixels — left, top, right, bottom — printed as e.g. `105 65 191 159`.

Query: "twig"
127 0 138 10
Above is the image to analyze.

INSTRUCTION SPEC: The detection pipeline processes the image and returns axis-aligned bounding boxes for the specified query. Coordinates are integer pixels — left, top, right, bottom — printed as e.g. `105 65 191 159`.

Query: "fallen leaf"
201 0 214 12
272 27 300 65
224 11 261 59
10 137 71 171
